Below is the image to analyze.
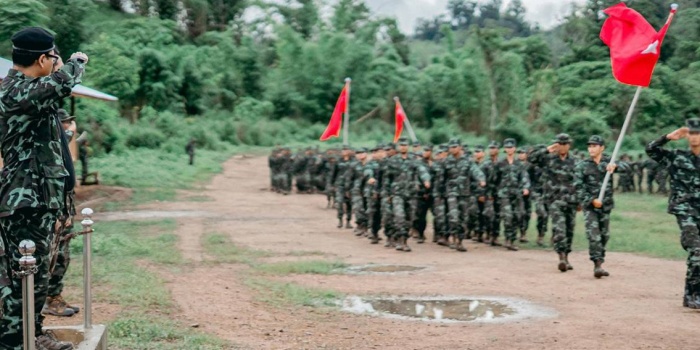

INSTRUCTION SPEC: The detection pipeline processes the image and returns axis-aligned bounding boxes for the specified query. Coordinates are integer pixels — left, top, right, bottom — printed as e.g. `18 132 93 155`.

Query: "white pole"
343 78 351 146
597 86 643 202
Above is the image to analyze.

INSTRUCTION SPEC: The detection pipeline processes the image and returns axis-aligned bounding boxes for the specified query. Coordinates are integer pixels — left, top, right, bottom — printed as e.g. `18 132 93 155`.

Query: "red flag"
320 86 348 141
600 3 677 87
394 99 406 143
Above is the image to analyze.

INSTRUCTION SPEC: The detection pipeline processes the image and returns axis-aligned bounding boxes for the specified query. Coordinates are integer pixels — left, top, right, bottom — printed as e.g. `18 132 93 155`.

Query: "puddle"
345 264 427 274
341 296 556 323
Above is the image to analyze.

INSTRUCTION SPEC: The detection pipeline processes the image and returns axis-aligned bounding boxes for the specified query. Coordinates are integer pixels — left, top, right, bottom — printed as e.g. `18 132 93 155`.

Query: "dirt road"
118 156 700 349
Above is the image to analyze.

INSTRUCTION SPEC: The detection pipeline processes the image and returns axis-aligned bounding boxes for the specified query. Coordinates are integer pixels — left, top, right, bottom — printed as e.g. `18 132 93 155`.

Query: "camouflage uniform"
633 156 644 194
518 148 533 239
445 140 485 249
413 146 434 242
529 134 579 261
431 146 448 242
617 155 635 193
481 143 500 242
365 146 384 241
347 149 370 231
646 122 700 307
470 146 491 242
323 153 337 207
333 154 353 227
492 140 530 245
379 150 395 243
643 158 659 194
528 157 549 242
292 151 312 193
0 49 84 348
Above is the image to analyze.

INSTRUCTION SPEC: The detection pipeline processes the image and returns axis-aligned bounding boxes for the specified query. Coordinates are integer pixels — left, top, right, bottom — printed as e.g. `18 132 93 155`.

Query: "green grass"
520 192 685 260
64 220 236 349
245 278 342 308
200 233 273 264
255 260 347 275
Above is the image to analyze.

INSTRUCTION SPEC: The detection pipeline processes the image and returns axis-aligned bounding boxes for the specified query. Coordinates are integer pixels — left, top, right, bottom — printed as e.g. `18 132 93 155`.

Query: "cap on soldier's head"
448 138 461 147
503 138 516 148
342 144 351 150
686 118 700 132
11 27 55 53
517 147 527 154
555 133 572 144
413 140 421 147
57 109 75 122
488 140 500 149
474 145 485 152
398 137 409 146
587 135 605 146
437 145 448 153
423 144 433 151
356 147 368 154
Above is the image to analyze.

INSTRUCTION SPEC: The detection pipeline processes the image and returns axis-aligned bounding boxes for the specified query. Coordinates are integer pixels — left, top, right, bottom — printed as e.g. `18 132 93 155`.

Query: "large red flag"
600 3 677 87
320 86 348 141
394 99 406 143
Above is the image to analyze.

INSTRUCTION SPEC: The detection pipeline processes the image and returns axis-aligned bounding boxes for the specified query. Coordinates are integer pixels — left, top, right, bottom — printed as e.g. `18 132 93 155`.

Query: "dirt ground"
60 156 700 349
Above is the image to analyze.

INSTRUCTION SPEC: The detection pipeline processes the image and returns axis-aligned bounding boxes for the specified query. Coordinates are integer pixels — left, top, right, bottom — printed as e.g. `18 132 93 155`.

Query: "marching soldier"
492 139 530 251
413 144 434 243
333 146 353 229
529 133 579 272
483 141 502 246
431 145 448 243
518 147 533 243
365 145 385 244
347 148 370 236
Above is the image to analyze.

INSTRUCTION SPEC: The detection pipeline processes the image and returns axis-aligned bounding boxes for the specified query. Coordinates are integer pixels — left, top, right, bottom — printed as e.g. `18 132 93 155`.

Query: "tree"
332 0 370 34
46 0 92 56
207 0 246 31
448 0 477 29
274 0 319 39
156 0 180 20
109 0 123 11
184 0 209 38
0 0 48 55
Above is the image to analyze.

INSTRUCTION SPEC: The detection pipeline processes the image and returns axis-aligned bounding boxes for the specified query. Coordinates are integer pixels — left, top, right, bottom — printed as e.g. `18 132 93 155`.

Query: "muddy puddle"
345 264 427 274
342 296 555 323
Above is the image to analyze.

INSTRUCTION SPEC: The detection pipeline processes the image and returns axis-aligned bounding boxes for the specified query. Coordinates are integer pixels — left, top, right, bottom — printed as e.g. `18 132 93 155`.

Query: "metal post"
19 240 36 350
81 208 94 330
343 78 351 146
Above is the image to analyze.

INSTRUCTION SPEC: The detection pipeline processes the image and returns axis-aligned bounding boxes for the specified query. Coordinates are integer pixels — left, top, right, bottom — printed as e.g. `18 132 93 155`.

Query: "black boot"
558 253 567 272
337 219 343 229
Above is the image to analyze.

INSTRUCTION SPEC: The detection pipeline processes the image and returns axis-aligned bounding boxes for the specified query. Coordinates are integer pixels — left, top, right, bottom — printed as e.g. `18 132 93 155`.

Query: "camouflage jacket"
332 157 352 190
364 160 382 198
0 60 85 216
415 157 433 197
431 158 446 198
385 153 430 198
444 154 485 197
480 157 499 198
526 162 545 194
574 155 629 211
492 158 530 199
646 135 700 214
346 160 370 195
529 146 578 205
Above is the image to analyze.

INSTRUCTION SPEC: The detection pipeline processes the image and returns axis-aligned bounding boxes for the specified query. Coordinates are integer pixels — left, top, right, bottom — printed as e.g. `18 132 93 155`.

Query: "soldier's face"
689 132 700 147
505 147 515 156
413 146 421 152
558 143 571 155
518 153 527 161
474 151 484 160
342 150 351 157
399 145 408 153
357 152 367 161
449 146 459 156
587 144 603 157
373 151 383 160
423 150 432 158
489 148 498 157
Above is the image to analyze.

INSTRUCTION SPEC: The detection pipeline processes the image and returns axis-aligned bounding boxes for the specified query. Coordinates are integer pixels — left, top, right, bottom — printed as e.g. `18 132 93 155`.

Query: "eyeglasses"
45 54 60 64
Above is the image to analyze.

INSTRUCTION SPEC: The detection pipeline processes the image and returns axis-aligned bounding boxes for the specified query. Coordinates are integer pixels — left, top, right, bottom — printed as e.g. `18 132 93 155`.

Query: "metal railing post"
19 240 36 350
80 208 94 330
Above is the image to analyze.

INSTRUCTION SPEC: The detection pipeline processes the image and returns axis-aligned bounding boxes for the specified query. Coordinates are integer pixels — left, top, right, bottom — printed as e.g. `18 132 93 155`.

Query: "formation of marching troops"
267 134 667 277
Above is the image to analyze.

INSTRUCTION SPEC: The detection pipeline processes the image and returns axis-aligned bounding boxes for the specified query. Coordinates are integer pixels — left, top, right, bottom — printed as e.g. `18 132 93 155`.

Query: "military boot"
395 237 405 251
402 237 412 252
490 236 502 247
42 295 76 317
337 219 343 229
506 240 519 251
519 231 529 243
437 236 448 246
345 220 353 229
565 254 574 270
455 239 467 252
36 330 74 350
536 235 545 247
370 235 379 244
355 226 364 236
384 236 394 248
558 253 568 272
476 232 484 243
594 260 605 279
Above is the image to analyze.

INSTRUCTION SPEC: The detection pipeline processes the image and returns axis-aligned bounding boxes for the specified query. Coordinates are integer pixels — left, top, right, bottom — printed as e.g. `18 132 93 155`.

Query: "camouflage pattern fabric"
347 159 370 228
492 158 530 242
431 157 447 240
385 154 430 239
445 154 485 240
365 160 382 237
333 157 352 222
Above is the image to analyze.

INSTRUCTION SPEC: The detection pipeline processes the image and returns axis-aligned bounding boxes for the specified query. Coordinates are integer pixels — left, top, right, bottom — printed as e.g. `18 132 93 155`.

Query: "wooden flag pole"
343 78 351 146
393 97 418 143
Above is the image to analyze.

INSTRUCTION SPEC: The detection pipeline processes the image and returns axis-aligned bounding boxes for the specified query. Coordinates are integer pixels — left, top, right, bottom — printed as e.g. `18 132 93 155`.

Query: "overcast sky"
364 0 587 33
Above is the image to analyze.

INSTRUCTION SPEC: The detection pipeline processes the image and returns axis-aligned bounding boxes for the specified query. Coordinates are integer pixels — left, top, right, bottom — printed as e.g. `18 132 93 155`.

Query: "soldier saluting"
0 27 87 350
646 118 700 309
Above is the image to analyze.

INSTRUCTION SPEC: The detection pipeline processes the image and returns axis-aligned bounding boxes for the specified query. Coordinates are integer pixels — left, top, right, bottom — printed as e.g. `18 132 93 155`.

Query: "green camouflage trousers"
675 210 700 298
447 195 468 240
550 200 577 254
367 195 382 236
520 193 532 234
47 224 73 297
295 173 312 192
500 195 523 242
532 191 549 237
381 197 394 238
489 198 502 238
432 197 447 239
351 192 367 228
413 196 432 237
466 197 478 233
335 188 352 222
0 209 58 350
583 209 610 262
392 196 412 239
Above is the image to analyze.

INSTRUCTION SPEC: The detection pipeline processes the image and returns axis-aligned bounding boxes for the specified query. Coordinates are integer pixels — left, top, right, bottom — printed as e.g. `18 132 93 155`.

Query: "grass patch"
255 260 347 275
245 278 341 308
109 314 232 350
201 233 272 264
520 193 685 260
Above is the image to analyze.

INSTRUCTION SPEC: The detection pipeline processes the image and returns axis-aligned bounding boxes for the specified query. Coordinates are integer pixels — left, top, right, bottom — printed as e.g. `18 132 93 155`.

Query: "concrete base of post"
43 325 107 350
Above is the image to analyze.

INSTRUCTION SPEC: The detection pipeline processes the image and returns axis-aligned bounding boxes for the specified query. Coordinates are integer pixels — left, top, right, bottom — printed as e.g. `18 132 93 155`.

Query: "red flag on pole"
599 3 677 87
394 99 406 143
320 86 348 141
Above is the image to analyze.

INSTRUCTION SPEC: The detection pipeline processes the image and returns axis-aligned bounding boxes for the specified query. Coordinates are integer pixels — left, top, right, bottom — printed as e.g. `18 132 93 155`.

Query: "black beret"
12 27 55 53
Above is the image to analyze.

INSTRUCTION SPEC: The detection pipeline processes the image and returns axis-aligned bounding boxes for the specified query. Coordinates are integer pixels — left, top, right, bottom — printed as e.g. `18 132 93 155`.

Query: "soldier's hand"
70 52 89 64
479 181 486 187
478 196 485 203
368 178 376 185
667 127 689 141
424 181 431 189
547 143 559 153
523 189 530 196
388 196 392 203
592 199 603 209
606 163 617 173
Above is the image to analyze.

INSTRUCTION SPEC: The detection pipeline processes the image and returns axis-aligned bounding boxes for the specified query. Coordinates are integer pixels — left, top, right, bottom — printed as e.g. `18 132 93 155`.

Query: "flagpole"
597 86 642 202
597 3 678 202
393 97 418 142
343 78 351 146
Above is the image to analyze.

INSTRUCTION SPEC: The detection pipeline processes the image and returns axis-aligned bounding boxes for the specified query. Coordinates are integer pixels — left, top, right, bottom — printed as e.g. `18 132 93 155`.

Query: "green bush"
125 128 166 149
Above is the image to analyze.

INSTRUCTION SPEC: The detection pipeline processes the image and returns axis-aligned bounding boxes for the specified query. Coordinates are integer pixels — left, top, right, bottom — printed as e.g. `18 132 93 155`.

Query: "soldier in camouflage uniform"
617 154 635 193
646 119 700 309
482 141 502 246
0 27 87 350
268 148 279 191
526 147 549 247
293 148 314 193
575 135 629 279
469 145 491 243
365 145 385 244
655 165 669 194
443 138 485 252
278 148 293 195
381 143 398 246
324 150 338 208
643 157 659 194
492 139 530 251
413 145 434 244
633 154 644 194
347 148 370 236
529 133 579 272
431 145 448 243
332 146 353 229
385 138 431 252
518 147 532 243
